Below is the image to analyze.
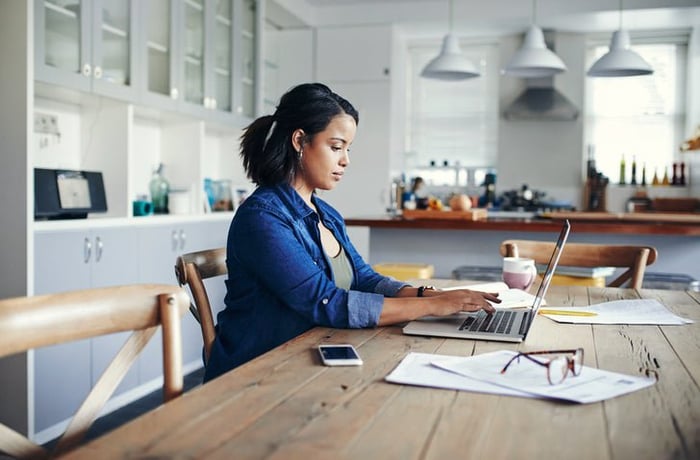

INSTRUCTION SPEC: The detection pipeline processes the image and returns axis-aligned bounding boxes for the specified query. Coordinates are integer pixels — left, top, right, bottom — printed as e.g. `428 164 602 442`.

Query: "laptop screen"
531 219 571 313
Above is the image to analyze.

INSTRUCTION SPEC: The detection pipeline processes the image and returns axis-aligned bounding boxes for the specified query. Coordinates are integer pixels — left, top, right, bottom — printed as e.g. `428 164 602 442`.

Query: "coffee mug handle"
527 263 537 286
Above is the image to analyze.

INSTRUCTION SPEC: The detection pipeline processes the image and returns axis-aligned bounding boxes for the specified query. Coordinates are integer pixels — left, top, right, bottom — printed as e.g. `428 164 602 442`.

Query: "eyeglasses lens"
549 356 569 384
572 349 583 376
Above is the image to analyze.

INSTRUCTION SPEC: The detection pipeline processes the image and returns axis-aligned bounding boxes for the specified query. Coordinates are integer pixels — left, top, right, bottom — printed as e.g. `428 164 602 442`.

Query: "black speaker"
34 168 108 220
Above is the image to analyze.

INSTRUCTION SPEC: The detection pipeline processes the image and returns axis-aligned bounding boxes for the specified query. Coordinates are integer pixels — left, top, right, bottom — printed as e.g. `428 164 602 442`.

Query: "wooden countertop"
345 212 700 236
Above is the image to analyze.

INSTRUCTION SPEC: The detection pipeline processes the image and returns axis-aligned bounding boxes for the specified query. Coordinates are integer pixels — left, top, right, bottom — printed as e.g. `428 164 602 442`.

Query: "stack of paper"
385 350 656 404
539 299 693 325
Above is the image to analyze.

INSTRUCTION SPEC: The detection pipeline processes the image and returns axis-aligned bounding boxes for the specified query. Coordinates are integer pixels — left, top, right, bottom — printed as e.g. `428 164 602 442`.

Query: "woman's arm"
378 288 499 326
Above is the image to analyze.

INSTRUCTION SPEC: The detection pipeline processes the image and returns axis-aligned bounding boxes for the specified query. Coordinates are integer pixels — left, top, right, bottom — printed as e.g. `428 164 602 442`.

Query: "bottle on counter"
651 167 660 186
587 145 597 178
641 162 647 186
630 155 637 185
679 162 686 186
662 166 670 186
618 154 626 185
149 163 170 214
671 162 679 185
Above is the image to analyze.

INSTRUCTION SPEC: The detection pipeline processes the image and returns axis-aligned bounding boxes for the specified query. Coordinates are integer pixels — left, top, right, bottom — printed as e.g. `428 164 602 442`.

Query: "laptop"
403 219 571 343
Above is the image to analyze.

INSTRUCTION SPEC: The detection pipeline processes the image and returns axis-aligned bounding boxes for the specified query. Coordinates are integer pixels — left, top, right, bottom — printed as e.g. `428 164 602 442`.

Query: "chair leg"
161 293 184 402
52 327 156 457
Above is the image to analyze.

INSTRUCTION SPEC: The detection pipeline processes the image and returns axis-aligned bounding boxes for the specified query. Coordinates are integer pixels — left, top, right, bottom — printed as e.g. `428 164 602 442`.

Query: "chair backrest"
174 247 227 365
500 240 658 289
0 284 189 459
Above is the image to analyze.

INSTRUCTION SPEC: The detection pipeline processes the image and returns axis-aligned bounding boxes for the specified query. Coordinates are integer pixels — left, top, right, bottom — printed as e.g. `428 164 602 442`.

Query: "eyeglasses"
500 348 584 385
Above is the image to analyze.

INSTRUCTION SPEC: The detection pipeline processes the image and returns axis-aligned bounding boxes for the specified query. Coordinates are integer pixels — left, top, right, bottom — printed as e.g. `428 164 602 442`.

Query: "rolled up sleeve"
346 277 408 328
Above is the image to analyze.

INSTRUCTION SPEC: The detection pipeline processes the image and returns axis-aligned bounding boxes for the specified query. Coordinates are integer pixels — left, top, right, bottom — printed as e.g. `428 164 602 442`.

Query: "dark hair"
240 83 359 186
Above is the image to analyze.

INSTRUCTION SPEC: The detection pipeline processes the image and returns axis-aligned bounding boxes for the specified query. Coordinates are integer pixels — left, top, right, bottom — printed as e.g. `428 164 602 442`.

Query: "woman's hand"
427 289 499 316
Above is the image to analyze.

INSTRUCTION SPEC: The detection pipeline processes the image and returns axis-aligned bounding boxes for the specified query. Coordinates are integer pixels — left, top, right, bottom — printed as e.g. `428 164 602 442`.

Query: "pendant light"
503 0 566 78
587 0 653 77
421 0 479 80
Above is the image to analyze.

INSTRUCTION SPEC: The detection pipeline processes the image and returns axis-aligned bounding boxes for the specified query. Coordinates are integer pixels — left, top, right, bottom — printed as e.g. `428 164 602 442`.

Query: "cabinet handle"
179 229 187 250
170 87 179 99
93 66 103 79
84 237 92 263
172 230 180 251
82 63 92 77
95 236 103 262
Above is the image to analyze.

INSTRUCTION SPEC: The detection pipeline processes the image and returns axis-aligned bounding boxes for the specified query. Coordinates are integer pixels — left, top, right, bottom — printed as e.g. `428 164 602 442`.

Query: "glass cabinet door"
182 0 206 106
239 0 257 117
211 0 233 113
36 0 135 98
91 0 135 98
141 0 179 110
37 0 91 89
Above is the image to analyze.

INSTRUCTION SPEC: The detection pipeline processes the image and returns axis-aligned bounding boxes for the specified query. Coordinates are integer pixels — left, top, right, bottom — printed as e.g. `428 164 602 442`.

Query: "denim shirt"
204 183 407 381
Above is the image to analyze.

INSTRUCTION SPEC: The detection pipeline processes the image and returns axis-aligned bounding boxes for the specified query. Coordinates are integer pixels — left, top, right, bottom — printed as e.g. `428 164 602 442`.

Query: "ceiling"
269 0 700 37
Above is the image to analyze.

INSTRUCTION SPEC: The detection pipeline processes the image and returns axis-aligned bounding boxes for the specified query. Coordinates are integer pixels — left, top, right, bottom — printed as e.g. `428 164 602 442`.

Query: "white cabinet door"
316 25 392 82
137 219 230 381
33 227 139 434
87 228 140 396
33 230 92 434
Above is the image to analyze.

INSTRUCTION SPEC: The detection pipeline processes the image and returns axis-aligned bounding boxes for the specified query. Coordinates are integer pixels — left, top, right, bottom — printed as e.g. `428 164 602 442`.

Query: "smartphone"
318 344 363 366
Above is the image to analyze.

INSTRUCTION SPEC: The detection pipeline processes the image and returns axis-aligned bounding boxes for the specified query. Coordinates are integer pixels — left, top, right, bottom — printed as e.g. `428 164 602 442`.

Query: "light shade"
421 34 480 81
503 26 567 78
587 30 653 77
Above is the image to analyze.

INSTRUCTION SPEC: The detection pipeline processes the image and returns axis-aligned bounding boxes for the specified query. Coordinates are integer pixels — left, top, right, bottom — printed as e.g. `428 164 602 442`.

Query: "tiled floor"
43 367 205 450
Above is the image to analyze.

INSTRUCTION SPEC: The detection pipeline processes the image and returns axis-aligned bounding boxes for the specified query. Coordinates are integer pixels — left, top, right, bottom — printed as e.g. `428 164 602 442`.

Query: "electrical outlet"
34 112 60 135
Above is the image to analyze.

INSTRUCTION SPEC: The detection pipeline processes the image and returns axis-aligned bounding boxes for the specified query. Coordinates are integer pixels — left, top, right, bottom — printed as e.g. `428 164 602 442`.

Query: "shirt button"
322 298 329 305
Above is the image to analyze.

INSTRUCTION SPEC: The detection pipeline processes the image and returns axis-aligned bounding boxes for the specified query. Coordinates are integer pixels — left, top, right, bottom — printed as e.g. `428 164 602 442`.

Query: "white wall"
0 0 31 437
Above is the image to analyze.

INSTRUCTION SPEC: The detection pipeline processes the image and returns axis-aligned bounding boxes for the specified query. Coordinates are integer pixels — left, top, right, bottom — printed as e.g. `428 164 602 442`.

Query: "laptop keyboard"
459 310 523 335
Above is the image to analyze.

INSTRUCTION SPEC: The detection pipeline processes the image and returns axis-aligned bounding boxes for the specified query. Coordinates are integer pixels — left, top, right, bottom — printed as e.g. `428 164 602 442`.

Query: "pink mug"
502 257 537 291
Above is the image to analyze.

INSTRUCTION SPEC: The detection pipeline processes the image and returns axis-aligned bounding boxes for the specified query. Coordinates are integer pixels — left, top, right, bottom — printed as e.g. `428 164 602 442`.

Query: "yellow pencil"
538 309 598 317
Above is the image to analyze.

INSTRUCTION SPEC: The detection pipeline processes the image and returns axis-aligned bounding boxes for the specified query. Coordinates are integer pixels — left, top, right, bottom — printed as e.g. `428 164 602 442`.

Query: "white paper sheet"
431 350 656 404
441 282 543 309
540 299 693 325
384 352 537 398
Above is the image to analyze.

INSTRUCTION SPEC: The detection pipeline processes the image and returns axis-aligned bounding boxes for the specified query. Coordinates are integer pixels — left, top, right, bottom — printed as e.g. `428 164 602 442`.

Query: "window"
584 36 688 185
405 40 499 183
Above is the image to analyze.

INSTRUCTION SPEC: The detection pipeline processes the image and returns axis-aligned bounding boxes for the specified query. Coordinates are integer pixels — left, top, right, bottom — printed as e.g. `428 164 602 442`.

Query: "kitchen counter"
345 211 700 236
344 212 700 280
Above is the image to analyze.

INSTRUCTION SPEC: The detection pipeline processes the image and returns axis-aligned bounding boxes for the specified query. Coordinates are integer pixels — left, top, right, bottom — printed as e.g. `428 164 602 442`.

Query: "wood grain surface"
64 286 700 460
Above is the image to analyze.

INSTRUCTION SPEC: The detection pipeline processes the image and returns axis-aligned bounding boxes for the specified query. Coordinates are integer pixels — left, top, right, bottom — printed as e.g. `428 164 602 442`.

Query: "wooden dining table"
65 284 700 460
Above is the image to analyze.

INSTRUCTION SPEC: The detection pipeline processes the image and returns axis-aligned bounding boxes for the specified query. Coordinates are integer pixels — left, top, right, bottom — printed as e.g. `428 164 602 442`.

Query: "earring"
298 149 303 160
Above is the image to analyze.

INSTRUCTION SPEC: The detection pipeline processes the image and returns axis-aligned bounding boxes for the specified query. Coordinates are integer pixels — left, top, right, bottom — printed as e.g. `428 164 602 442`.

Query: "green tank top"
329 248 353 290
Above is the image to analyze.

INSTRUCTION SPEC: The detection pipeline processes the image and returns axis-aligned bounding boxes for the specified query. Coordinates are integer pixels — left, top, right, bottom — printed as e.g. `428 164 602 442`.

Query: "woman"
204 83 498 381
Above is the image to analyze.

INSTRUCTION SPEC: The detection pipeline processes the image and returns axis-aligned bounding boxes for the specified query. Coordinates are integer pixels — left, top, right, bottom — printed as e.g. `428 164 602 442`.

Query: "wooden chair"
0 284 189 459
174 247 226 365
500 240 657 289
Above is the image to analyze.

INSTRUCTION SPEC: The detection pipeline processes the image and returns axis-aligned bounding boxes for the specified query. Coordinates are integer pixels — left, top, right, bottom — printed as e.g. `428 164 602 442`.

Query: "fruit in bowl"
448 194 472 211
428 197 443 211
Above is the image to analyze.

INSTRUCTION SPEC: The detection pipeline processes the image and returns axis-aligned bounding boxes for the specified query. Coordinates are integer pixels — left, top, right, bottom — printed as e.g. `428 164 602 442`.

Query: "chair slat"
500 241 657 289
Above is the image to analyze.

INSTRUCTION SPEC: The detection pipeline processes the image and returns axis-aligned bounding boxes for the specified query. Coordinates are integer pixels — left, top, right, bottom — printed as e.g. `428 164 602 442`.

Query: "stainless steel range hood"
503 30 579 121
503 76 579 121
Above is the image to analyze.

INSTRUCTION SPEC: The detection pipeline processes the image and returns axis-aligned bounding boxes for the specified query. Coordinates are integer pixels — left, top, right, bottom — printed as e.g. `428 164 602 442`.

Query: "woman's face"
293 113 356 195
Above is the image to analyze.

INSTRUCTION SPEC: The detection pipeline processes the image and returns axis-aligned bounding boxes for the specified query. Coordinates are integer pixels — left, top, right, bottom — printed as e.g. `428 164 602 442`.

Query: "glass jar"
149 163 170 214
212 179 233 211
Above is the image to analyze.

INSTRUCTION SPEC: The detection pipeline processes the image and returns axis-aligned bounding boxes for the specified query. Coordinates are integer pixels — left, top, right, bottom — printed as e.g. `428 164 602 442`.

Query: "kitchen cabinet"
139 0 258 120
316 25 392 82
34 0 138 101
137 219 229 378
313 24 399 218
30 217 230 440
33 226 139 434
